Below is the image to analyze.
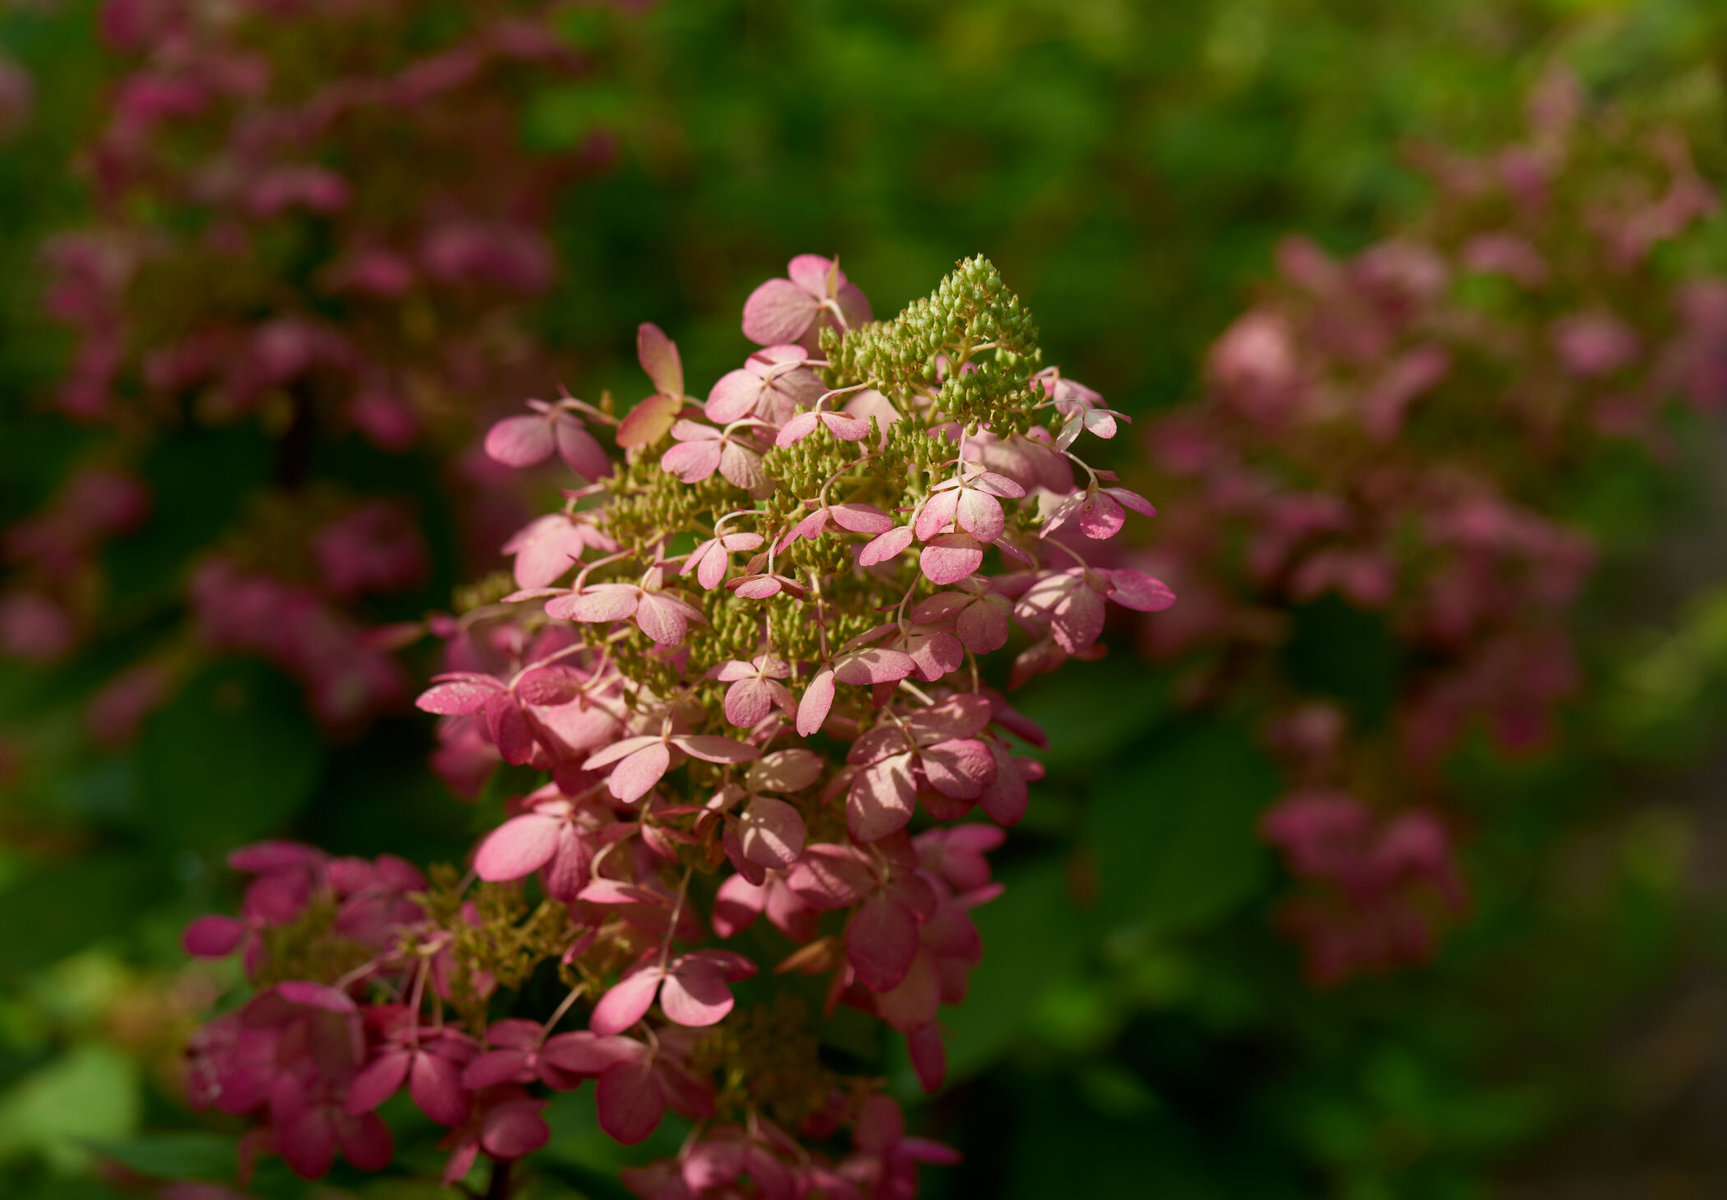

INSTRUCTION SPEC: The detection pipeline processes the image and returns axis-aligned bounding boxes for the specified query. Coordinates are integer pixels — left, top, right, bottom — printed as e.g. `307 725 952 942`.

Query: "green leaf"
1081 720 1279 937
83 1132 236 1180
0 853 165 980
135 658 327 857
0 1045 141 1172
940 858 1093 1081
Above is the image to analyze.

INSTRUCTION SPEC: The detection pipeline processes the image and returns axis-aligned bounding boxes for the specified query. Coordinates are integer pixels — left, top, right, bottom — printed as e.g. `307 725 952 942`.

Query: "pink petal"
742 278 820 346
739 795 806 868
858 525 915 566
795 669 835 737
833 647 917 686
553 417 612 480
608 741 672 803
732 575 784 599
1107 569 1177 612
846 889 920 992
706 368 765 423
416 675 503 715
787 254 837 295
822 411 870 441
906 1024 947 1093
724 677 776 727
956 488 1005 543
921 737 996 799
747 747 823 792
919 534 985 585
915 490 960 542
615 392 680 449
1075 491 1126 540
711 873 765 937
847 753 918 843
182 914 246 958
635 592 698 646
717 441 767 491
481 1101 550 1159
582 734 663 771
907 629 964 682
345 1050 410 1115
590 967 664 1036
596 1059 664 1144
637 322 684 397
978 747 1029 826
410 1053 471 1126
547 583 640 624
473 812 562 881
775 410 822 447
484 414 553 467
541 1031 639 1075
659 960 735 1027
661 438 722 483
1051 584 1106 653
336 1111 394 1172
463 1048 530 1090
674 734 758 764
787 844 876 909
830 503 894 534
956 598 1009 653
1104 486 1157 518
515 666 585 707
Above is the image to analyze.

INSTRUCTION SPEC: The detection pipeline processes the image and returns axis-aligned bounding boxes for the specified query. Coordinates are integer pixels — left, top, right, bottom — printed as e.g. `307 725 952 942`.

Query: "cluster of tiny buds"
179 254 1172 1196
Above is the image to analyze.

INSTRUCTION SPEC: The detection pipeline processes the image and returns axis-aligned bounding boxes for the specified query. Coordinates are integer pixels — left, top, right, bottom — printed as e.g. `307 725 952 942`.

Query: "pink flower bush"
3 0 645 737
1134 69 1726 981
179 255 1170 1193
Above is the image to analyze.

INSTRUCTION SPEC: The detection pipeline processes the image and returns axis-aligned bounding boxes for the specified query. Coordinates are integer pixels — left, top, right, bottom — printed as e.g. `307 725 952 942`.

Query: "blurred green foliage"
3 0 1727 1196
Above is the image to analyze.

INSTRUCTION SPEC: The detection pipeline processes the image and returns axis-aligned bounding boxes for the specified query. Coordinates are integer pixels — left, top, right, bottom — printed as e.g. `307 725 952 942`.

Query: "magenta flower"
741 255 873 350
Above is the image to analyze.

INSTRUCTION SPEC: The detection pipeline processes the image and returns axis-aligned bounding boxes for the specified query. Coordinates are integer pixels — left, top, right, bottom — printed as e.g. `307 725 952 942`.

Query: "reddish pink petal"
706 369 765 423
416 675 503 715
1050 584 1106 653
855 1094 905 1154
833 646 917 686
637 322 683 397
1107 569 1177 612
1075 491 1125 539
739 795 806 869
336 1111 394 1172
978 746 1029 826
608 741 672 803
775 409 821 446
590 967 664 1036
473 812 562 881
921 737 997 799
956 488 1005 543
830 502 894 534
635 592 697 646
787 844 876 909
345 1050 410 1115
847 753 918 842
673 734 758 764
616 393 680 450
717 442 767 491
711 873 765 937
463 1048 530 1090
919 534 984 585
661 438 722 483
732 575 783 599
553 417 612 480
182 914 246 958
659 960 735 1027
542 1032 639 1075
846 890 920 991
596 1059 664 1144
742 278 820 346
795 669 835 737
484 414 554 467
858 525 914 566
409 1053 470 1126
582 734 663 771
875 950 941 1031
724 677 776 727
906 1024 947 1092
915 490 960 542
747 747 822 792
481 1101 550 1159
956 598 1009 653
547 583 640 624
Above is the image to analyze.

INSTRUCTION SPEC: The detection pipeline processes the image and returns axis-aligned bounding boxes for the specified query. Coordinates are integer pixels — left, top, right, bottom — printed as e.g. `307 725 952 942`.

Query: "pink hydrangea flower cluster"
1134 70 1725 982
178 255 1172 1195
5 0 643 737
